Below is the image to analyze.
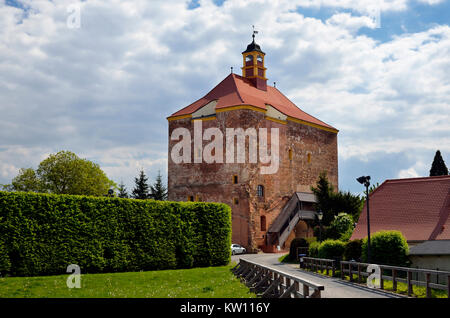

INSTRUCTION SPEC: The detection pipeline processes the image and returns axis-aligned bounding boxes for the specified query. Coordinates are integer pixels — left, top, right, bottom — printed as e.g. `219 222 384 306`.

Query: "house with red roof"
352 175 450 243
351 175 450 270
167 35 338 252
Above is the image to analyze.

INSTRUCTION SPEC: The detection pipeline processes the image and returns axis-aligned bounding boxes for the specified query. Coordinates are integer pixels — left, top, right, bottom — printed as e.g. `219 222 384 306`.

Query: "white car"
231 244 246 255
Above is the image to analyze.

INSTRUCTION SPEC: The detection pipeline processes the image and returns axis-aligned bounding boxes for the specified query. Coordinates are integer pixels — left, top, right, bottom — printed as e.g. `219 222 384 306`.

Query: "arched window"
257 185 264 197
245 55 253 63
260 215 266 231
257 55 263 63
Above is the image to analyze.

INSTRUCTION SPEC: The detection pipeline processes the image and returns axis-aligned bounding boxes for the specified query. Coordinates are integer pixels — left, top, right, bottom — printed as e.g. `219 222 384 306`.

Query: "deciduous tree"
4 151 115 196
9 168 42 192
36 151 115 196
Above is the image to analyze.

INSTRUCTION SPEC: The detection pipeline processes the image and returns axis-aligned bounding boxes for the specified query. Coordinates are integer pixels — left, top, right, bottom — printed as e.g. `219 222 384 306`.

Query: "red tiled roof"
168 73 337 131
351 175 450 242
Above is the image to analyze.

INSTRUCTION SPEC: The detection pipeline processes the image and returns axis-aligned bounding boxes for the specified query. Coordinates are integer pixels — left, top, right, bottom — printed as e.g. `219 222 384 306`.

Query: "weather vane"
252 25 259 41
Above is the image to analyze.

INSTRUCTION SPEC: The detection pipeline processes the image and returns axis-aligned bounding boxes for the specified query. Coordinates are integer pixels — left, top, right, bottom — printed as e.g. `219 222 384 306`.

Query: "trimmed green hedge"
361 230 409 267
0 191 231 276
343 239 362 261
308 241 320 258
318 240 346 259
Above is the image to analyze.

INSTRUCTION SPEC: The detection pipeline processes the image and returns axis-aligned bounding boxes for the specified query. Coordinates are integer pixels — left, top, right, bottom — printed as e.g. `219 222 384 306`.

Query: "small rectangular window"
188 196 194 202
233 198 239 205
261 216 267 231
257 185 264 197
233 175 238 184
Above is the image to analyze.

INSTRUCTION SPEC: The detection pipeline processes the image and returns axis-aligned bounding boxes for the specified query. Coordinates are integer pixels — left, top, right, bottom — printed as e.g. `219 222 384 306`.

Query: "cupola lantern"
241 28 267 91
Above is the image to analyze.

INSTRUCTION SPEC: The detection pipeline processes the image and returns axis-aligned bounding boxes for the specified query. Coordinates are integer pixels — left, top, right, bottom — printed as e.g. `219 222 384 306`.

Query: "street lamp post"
357 176 371 263
318 210 323 242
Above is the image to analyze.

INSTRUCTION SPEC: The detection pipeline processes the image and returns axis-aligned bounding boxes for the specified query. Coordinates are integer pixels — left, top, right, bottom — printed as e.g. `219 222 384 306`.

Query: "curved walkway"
232 253 405 298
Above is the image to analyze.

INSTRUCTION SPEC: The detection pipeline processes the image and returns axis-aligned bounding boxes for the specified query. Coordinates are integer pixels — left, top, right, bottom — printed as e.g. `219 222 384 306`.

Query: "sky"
0 0 449 196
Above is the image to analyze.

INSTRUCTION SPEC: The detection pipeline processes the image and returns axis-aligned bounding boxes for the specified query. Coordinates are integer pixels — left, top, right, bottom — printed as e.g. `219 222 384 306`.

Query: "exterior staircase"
267 192 317 249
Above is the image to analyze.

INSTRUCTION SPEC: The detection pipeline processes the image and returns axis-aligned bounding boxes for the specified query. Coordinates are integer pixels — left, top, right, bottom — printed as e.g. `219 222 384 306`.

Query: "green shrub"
344 239 362 261
0 191 231 276
0 234 11 275
361 230 409 266
289 238 309 260
308 241 320 258
305 237 317 245
318 240 346 259
313 225 329 240
323 213 354 241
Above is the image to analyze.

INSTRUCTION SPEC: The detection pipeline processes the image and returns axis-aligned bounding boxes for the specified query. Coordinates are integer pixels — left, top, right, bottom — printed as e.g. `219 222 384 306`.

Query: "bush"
289 238 309 260
318 240 346 260
305 237 317 245
313 225 328 240
0 234 11 275
0 191 232 276
361 230 409 266
318 213 354 241
344 239 362 261
308 241 320 258
329 213 354 241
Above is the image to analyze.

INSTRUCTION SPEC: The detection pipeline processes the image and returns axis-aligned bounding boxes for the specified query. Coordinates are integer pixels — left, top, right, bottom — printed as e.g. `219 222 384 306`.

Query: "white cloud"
397 167 420 178
0 0 449 192
416 0 444 5
326 13 377 33
397 161 428 178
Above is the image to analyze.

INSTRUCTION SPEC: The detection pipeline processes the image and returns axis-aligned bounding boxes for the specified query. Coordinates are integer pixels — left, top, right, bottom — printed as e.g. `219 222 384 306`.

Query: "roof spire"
252 25 258 43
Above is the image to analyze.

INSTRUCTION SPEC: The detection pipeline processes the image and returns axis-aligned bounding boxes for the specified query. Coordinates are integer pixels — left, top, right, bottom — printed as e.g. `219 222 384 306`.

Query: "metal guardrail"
232 258 325 298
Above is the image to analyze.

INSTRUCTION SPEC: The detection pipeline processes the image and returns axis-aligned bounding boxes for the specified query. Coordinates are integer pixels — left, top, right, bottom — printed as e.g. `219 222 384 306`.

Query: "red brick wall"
168 109 338 252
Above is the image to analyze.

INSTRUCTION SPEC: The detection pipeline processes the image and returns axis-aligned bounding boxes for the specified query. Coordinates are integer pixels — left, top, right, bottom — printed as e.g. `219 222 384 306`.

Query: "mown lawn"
0 264 255 298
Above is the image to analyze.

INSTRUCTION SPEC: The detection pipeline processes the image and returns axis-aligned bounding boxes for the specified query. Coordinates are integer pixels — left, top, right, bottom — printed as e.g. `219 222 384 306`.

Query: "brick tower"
167 35 338 252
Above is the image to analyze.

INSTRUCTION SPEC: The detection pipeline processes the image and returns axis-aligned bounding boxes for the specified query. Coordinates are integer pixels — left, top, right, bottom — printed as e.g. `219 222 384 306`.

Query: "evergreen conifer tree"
311 171 334 225
117 181 129 198
150 170 168 201
430 150 448 176
132 169 150 199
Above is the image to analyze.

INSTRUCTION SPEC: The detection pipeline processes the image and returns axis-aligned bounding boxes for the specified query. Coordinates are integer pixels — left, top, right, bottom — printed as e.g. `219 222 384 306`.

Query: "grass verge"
303 268 447 298
0 264 255 298
278 254 297 264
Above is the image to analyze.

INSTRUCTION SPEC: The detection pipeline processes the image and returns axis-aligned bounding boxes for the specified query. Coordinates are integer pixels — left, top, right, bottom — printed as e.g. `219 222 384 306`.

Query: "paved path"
232 253 405 298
